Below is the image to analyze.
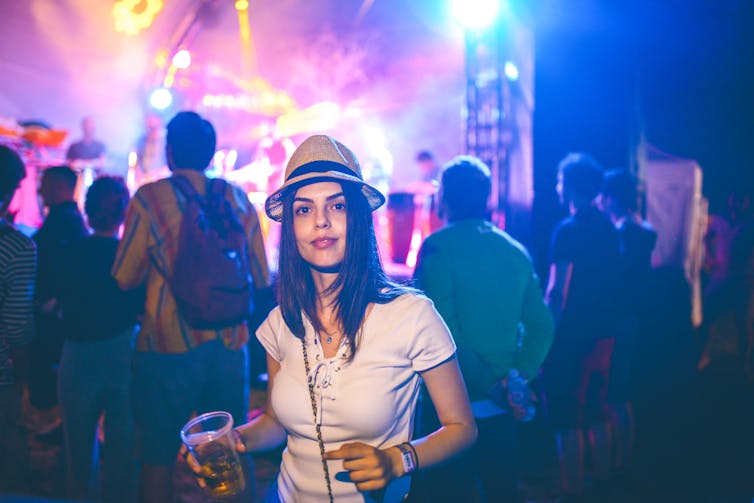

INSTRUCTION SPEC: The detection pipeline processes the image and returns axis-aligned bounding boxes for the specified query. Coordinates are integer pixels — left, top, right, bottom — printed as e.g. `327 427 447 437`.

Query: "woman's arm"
186 352 287 492
411 357 477 467
235 353 288 452
324 357 476 492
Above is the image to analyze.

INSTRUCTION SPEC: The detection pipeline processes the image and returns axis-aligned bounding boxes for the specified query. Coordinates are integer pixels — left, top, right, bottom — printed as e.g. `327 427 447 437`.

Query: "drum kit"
4 143 63 231
384 185 442 268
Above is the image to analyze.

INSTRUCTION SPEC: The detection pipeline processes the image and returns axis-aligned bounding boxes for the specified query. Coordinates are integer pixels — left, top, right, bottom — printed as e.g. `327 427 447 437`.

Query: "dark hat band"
287 160 358 181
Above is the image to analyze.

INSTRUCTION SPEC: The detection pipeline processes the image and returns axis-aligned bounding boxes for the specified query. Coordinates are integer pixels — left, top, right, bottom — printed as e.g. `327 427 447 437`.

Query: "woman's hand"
180 445 209 491
180 430 247 491
324 442 403 492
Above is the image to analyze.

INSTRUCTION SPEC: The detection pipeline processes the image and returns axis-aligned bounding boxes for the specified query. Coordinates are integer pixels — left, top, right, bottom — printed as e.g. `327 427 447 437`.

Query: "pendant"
326 335 333 344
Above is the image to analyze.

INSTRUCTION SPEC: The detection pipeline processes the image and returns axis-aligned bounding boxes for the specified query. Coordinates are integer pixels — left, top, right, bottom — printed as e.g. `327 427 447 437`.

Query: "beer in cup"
181 411 245 499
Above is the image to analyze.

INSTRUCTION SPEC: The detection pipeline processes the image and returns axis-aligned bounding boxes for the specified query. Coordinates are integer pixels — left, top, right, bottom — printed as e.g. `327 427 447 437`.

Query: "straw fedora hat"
264 134 385 221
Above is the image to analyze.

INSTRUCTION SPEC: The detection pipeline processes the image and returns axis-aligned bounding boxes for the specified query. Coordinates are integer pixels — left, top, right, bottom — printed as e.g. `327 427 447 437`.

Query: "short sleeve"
256 307 284 362
407 296 457 372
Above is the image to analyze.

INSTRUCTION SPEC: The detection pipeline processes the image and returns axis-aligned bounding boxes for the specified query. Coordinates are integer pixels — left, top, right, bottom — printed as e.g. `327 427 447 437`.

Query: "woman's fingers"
185 452 201 474
233 428 247 453
179 446 207 489
347 467 388 483
354 478 388 492
324 442 373 461
325 442 396 491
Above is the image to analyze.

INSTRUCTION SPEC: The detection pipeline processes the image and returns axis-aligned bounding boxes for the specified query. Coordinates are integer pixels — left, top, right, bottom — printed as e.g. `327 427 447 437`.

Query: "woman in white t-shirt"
226 135 476 502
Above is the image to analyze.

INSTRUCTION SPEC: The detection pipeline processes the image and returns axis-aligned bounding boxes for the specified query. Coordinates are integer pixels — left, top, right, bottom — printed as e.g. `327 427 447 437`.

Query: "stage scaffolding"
462 17 534 242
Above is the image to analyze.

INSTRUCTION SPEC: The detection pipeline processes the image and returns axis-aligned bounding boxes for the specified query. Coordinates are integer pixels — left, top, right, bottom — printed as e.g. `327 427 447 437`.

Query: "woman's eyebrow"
326 192 345 201
293 192 345 203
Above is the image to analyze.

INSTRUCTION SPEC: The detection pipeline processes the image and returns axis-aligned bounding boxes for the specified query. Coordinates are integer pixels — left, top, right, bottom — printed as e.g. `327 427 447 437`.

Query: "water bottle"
506 369 536 422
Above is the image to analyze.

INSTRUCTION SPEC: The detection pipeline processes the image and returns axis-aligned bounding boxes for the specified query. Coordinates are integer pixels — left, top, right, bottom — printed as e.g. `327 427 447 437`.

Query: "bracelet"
395 442 417 475
404 442 419 470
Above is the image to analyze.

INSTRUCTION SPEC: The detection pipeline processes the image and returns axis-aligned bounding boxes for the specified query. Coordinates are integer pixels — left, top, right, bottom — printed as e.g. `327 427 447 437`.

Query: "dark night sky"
529 0 754 267
534 0 754 204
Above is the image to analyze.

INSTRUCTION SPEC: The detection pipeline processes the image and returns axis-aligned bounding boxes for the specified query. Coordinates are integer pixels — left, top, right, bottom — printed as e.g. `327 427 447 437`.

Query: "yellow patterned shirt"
112 169 270 353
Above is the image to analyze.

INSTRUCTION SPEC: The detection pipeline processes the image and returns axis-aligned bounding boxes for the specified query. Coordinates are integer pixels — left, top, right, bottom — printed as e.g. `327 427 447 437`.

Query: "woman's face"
292 181 348 271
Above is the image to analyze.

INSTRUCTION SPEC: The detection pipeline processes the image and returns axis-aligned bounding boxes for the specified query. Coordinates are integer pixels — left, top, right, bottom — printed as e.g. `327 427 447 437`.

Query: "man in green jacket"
413 155 554 502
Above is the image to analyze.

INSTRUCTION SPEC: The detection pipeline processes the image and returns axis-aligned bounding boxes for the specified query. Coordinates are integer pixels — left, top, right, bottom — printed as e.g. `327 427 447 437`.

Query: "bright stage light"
504 61 519 81
226 149 238 170
451 0 500 30
112 0 164 36
149 88 173 110
235 0 249 10
172 49 192 69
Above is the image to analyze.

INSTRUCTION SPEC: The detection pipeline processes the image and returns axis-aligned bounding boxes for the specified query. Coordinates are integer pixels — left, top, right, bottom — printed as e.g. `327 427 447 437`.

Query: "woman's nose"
314 209 330 228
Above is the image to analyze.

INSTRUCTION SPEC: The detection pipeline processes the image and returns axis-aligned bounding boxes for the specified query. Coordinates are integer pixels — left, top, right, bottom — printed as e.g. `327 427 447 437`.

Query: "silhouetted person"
416 150 440 184
600 169 657 476
66 116 107 208
113 111 271 503
66 116 106 166
0 145 37 493
57 176 143 502
29 165 87 425
696 222 754 502
543 153 621 501
703 189 753 290
413 156 554 502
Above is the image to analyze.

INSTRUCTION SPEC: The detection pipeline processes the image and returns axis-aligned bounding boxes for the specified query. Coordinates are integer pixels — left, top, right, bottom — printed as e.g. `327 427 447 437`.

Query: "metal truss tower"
462 18 534 240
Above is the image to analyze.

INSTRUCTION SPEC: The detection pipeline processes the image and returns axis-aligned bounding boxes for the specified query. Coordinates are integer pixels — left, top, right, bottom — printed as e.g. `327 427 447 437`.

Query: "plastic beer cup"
181 411 245 499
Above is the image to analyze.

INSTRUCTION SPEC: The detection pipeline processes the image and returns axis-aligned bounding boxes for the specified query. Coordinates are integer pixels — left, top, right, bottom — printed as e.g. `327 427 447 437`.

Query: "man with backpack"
113 111 271 502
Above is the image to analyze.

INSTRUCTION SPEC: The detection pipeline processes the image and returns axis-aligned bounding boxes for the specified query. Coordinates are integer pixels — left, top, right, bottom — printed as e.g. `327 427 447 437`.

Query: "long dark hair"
277 180 409 358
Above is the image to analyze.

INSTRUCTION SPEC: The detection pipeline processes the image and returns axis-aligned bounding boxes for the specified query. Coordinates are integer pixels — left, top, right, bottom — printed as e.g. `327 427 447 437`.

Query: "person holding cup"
181 411 246 500
190 135 477 502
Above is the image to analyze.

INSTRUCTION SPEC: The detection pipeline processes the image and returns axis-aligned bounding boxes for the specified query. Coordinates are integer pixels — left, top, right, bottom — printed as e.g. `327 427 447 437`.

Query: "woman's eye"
294 206 310 215
331 202 346 211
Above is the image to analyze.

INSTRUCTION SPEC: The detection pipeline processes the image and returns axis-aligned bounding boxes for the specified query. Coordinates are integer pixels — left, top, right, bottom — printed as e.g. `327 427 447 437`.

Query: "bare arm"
411 357 477 467
545 261 573 326
235 353 288 452
324 357 477 492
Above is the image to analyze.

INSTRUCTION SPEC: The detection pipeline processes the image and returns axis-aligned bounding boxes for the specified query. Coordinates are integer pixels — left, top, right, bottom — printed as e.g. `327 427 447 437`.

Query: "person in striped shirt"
112 111 271 502
0 145 37 492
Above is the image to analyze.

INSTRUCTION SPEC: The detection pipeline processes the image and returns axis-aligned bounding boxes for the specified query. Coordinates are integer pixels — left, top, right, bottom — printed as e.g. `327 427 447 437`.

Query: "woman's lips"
311 237 337 249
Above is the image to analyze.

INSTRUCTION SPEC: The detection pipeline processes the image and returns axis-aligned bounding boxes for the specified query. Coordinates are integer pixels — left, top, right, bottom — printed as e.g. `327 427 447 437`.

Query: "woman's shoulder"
378 290 435 314
255 306 294 356
260 305 285 328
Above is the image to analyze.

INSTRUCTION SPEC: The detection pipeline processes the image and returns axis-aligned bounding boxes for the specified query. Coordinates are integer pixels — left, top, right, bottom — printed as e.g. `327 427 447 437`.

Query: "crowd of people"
0 108 752 503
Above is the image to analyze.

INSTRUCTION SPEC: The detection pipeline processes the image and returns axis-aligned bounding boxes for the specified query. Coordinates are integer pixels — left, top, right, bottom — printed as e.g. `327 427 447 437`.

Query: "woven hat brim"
265 171 386 222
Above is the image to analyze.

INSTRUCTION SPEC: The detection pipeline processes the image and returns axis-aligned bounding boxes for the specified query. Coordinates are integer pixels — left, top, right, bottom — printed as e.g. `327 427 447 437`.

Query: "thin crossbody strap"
302 338 335 503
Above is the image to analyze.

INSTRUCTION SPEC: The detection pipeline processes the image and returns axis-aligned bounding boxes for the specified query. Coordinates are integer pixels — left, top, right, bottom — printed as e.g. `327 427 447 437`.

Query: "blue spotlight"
504 61 519 81
149 88 173 110
451 0 500 30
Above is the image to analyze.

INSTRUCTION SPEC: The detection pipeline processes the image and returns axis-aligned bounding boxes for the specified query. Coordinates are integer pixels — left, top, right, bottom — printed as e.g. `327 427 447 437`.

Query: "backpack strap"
207 177 228 199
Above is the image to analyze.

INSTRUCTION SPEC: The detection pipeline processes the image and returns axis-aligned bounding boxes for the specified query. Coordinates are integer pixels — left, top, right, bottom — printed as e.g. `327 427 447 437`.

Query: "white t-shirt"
257 293 456 503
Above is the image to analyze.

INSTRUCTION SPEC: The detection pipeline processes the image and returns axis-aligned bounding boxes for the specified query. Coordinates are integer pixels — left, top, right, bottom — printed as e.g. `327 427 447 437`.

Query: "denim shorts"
132 338 249 465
